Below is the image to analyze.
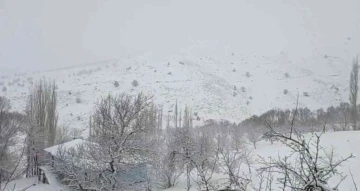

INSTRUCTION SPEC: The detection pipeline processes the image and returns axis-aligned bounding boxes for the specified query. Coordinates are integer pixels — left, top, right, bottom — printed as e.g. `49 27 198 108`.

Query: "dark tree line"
240 102 356 134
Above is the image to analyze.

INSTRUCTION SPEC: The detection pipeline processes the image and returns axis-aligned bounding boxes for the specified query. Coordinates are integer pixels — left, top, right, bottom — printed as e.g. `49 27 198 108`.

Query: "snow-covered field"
164 131 360 191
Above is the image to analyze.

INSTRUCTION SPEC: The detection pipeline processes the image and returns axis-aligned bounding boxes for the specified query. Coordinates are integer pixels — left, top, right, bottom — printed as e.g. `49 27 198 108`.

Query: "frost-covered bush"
114 81 119 87
77 69 94 76
241 86 246 93
75 97 82 104
132 80 139 87
284 72 290 78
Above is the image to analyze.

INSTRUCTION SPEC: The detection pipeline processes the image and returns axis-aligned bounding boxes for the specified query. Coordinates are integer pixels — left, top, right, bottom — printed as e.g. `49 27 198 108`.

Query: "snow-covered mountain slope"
0 51 354 136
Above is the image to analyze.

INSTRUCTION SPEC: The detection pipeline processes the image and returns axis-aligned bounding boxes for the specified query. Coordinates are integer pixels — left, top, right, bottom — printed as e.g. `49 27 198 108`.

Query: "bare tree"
26 79 58 177
217 134 252 190
246 126 264 149
0 97 26 189
350 56 359 130
260 119 354 190
173 126 194 191
150 129 182 189
191 132 219 191
52 144 95 191
176 130 219 191
88 93 154 190
55 125 83 145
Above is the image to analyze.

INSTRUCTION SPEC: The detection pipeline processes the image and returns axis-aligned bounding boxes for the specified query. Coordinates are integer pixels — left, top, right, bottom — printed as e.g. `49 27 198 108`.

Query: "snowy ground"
1 177 60 191
164 131 360 191
2 131 359 191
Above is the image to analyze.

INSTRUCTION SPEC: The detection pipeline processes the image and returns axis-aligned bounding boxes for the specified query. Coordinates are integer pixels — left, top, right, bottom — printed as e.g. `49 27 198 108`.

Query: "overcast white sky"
0 0 359 73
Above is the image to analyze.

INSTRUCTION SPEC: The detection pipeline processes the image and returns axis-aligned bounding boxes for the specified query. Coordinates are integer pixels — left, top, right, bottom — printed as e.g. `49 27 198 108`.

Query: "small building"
44 139 92 168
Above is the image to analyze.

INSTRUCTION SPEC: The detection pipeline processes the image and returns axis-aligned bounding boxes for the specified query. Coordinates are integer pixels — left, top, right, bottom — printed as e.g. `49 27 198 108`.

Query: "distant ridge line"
43 59 118 73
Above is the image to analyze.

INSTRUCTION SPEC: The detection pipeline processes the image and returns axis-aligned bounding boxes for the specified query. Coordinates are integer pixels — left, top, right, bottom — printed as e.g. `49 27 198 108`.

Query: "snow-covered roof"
44 139 92 156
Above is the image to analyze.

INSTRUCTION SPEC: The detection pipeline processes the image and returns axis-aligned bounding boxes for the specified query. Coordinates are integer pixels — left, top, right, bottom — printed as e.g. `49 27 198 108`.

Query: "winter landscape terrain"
2 131 359 191
0 52 355 137
1 0 360 190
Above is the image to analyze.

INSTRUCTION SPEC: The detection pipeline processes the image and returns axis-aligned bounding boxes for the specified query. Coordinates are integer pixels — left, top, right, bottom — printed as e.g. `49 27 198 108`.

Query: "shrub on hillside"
114 81 119 88
241 86 246 93
283 89 289 95
76 97 82 104
2 86 7 92
284 72 290 78
132 80 139 87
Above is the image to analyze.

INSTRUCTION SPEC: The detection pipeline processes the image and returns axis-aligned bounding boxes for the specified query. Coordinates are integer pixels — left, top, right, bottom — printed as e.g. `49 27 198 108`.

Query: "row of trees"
54 94 252 191
0 79 58 190
26 79 58 177
241 102 354 135
0 97 26 188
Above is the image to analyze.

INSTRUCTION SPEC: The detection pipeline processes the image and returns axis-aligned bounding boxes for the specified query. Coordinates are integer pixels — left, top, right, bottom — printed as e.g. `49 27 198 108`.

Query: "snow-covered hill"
0 51 354 136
